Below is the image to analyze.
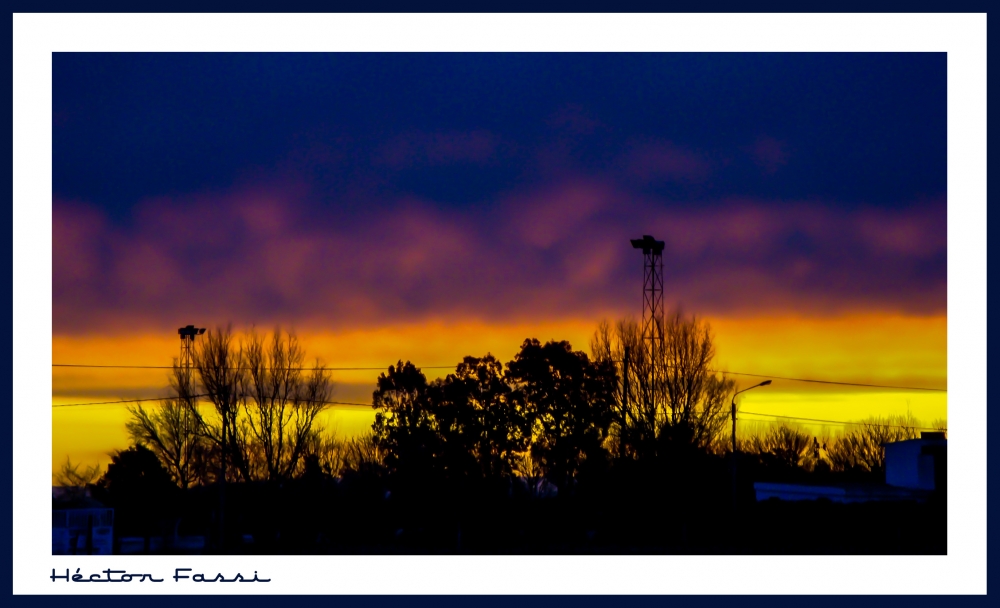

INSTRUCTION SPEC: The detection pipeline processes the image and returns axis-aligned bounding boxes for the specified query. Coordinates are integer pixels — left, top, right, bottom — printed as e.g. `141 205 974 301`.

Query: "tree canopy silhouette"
506 339 615 490
591 311 735 459
825 415 920 475
126 366 207 489
433 354 527 479
370 342 615 491
241 328 332 482
124 326 334 486
101 324 945 555
371 360 440 480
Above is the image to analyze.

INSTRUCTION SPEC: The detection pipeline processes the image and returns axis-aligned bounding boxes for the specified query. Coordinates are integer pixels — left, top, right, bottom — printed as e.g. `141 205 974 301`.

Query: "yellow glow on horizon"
710 314 947 390
52 313 946 476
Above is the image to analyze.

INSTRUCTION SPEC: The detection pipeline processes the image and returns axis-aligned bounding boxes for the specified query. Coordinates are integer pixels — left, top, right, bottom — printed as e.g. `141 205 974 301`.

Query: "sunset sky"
52 53 947 472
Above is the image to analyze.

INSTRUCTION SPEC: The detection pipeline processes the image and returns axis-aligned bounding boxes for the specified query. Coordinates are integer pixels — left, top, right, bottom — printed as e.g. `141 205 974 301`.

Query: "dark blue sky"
54 53 945 218
52 53 947 333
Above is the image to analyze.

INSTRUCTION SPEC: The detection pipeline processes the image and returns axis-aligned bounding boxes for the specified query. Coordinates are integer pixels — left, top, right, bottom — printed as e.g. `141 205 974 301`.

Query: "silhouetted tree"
306 432 346 477
433 354 529 479
591 318 655 458
802 436 831 474
126 363 208 488
826 415 920 475
744 424 812 470
96 444 178 538
592 311 734 458
661 310 733 445
371 361 442 478
242 328 332 482
120 327 352 489
506 339 615 491
192 325 251 482
53 457 102 504
304 430 385 479
512 450 545 489
54 457 102 488
339 432 385 477
99 444 176 496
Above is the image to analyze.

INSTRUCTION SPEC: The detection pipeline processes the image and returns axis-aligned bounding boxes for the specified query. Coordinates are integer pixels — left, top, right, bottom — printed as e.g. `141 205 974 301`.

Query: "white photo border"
12 12 987 595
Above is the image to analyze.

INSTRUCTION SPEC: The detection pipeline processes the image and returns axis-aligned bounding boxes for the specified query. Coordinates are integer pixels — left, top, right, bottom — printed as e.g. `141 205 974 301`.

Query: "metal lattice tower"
177 325 205 392
630 235 665 414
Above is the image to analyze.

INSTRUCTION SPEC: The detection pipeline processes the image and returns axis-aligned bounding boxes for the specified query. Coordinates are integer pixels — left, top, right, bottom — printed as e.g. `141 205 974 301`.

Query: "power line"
738 409 946 431
52 399 947 434
716 370 945 392
52 362 947 393
52 395 946 432
316 399 371 407
52 395 189 407
53 394 373 409
610 360 945 391
52 363 455 371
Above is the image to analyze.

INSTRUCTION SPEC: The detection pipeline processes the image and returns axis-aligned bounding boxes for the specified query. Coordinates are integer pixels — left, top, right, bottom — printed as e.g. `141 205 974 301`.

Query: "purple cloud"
52 179 946 336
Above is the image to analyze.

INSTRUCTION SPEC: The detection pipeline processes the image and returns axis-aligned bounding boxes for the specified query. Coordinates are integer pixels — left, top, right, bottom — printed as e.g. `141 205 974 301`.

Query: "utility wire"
717 370 945 392
52 395 191 407
52 363 455 371
738 409 946 431
53 394 373 409
52 362 946 393
53 395 945 432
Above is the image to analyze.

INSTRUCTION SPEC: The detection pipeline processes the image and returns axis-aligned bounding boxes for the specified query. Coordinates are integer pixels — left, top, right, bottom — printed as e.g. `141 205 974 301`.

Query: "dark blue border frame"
7 0 994 604
4 1 997 13
11 598 1000 608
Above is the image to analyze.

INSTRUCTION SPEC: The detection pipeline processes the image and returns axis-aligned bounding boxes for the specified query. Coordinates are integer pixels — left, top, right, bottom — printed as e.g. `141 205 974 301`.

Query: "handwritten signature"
51 568 270 583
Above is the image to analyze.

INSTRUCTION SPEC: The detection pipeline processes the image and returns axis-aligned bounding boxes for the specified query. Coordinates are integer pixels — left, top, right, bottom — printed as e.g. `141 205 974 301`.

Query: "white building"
52 507 114 555
52 486 114 555
885 431 947 491
754 431 947 503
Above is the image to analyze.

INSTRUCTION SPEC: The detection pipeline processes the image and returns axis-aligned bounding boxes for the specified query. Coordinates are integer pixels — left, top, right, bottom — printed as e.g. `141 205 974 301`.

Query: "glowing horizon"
52 312 947 476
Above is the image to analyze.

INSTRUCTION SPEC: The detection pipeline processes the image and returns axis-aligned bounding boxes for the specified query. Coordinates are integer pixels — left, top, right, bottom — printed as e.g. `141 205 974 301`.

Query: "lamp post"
731 380 771 511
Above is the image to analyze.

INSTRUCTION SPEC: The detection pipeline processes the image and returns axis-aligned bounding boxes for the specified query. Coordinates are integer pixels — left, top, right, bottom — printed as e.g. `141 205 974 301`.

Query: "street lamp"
731 380 771 511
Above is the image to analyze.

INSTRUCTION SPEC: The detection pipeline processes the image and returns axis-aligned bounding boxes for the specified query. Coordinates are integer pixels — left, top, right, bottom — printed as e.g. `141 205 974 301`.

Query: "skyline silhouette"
54 320 947 555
